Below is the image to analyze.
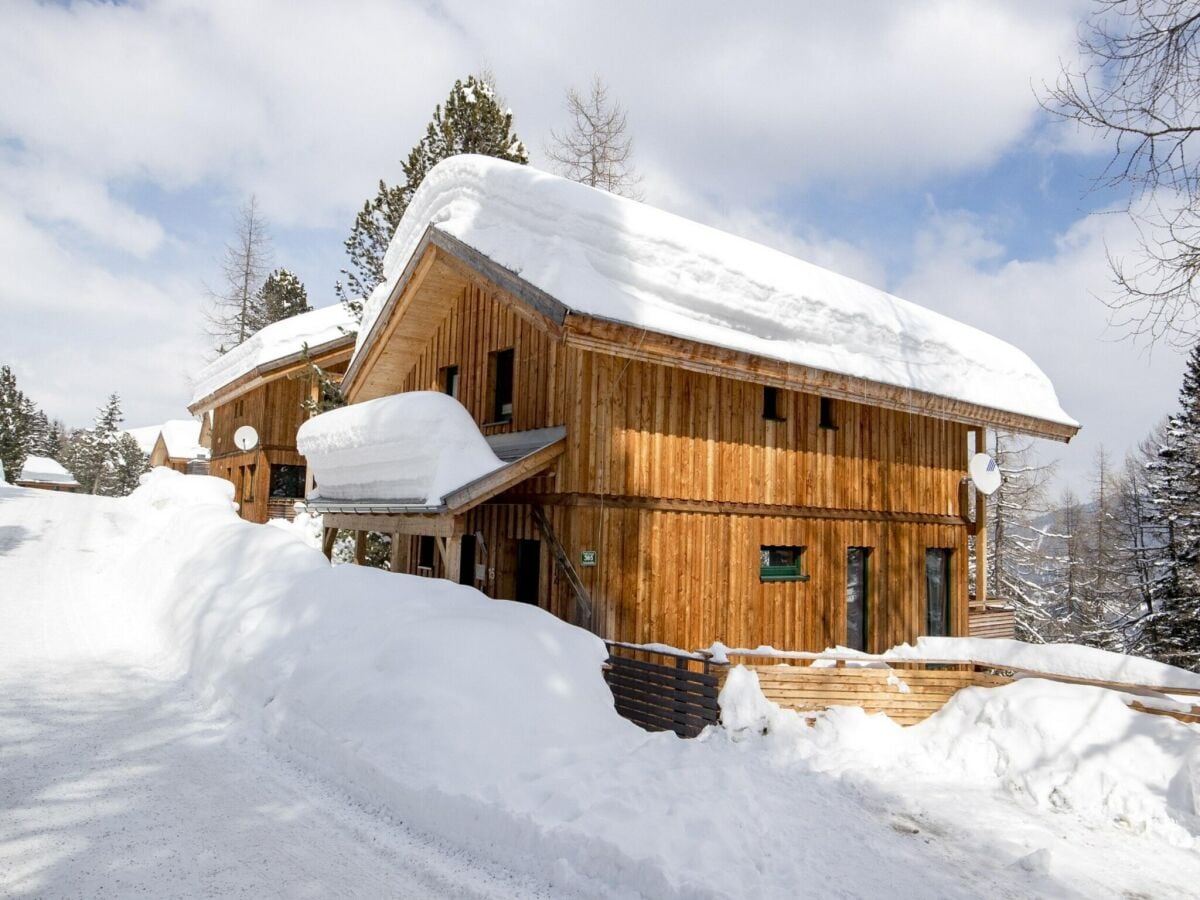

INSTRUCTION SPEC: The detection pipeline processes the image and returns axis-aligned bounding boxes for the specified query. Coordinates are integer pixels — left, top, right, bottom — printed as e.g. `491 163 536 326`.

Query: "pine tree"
26 410 58 459
0 365 37 483
62 393 132 496
1147 343 1200 669
252 268 310 331
110 432 150 496
336 74 528 321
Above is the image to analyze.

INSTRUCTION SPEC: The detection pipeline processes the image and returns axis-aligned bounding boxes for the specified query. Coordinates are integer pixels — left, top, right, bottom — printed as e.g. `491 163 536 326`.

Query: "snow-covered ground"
1 473 1197 898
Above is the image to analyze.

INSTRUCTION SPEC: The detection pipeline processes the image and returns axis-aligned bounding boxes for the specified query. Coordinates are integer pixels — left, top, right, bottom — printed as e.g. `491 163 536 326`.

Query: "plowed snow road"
0 487 554 898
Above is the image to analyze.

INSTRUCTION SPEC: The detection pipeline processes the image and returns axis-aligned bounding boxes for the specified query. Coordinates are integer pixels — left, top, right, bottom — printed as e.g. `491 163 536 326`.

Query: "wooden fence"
601 642 1200 736
602 642 721 738
968 605 1016 639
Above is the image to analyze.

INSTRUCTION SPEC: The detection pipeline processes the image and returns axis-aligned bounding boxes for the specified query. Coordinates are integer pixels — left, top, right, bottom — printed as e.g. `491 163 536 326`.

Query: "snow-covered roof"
191 305 357 408
158 419 207 460
125 425 163 456
353 155 1076 433
298 392 506 506
16 455 79 486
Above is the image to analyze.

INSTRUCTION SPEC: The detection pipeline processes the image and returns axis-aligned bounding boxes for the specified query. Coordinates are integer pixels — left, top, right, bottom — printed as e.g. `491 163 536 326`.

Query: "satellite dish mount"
968 452 1001 496
234 425 259 452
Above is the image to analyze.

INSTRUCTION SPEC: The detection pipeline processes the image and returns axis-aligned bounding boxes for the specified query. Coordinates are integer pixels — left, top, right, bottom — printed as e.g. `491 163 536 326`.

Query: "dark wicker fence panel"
603 644 721 738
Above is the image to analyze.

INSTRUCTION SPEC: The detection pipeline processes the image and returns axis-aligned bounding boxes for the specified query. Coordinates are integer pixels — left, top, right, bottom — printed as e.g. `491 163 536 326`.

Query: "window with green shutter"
760 545 807 582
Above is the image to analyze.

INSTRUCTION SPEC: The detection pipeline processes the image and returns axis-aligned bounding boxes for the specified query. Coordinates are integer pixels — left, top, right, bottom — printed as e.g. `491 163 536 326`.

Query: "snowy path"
0 488 552 898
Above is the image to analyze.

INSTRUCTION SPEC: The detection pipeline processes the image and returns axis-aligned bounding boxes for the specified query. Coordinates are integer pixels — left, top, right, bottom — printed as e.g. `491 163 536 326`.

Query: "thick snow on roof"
297 392 504 504
159 419 207 460
17 455 79 485
124 425 162 455
191 305 356 407
357 156 1075 428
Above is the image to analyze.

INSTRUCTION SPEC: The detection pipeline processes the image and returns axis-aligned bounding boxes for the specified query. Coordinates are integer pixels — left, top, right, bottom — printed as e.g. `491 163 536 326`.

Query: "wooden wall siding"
209 447 305 524
399 283 562 436
367 277 975 651
211 376 313 458
556 352 969 515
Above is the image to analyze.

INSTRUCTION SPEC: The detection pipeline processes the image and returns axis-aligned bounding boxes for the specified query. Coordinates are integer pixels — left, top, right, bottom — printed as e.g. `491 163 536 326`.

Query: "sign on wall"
580 549 597 567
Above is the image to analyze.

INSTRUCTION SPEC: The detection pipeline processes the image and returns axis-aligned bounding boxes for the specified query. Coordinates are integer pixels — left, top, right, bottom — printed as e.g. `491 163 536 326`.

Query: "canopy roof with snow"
347 155 1077 441
190 305 357 411
16 455 79 487
299 392 566 515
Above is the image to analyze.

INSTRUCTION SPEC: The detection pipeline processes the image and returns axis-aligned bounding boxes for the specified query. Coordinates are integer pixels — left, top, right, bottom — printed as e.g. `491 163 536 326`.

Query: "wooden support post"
972 426 988 608
389 532 409 573
445 534 462 585
321 526 336 560
354 530 368 566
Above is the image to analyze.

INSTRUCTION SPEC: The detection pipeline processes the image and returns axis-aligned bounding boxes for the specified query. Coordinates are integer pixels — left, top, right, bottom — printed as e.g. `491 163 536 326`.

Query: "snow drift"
355 155 1075 429
14 471 1196 898
297 391 504 503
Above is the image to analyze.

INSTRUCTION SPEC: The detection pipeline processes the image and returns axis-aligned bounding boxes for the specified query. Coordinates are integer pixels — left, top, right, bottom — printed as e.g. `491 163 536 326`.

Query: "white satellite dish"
234 425 259 452
968 452 1002 496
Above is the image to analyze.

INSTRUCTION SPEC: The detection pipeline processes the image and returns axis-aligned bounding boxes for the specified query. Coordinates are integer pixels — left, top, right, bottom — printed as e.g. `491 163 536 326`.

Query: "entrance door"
459 534 477 586
925 549 952 636
515 539 541 605
846 547 870 651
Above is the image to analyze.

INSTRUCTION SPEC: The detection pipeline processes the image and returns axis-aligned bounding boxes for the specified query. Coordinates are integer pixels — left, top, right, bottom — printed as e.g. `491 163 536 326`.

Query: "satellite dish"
234 425 259 452
969 452 1002 496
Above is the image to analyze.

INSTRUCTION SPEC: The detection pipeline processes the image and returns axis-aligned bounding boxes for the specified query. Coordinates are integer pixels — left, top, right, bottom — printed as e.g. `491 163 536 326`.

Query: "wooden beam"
354 530 367 565
973 426 989 606
319 512 458 537
442 438 566 512
445 535 462 585
501 492 969 527
321 526 336 560
389 532 409 573
531 505 592 628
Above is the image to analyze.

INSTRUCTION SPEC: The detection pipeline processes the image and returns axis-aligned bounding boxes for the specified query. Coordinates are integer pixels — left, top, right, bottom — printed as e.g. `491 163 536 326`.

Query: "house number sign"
580 550 598 567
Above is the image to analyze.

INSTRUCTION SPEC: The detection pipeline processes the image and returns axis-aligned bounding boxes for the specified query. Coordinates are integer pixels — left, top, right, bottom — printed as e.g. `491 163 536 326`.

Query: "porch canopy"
298 391 565 564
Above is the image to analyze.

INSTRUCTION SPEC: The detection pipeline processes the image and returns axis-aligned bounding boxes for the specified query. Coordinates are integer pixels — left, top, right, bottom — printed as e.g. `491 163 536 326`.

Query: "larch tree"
336 74 529 322
1044 0 1200 345
987 431 1062 642
206 196 273 352
546 76 642 198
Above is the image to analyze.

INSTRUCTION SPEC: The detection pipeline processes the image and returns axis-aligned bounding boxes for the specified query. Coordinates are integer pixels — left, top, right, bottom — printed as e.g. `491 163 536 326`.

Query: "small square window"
819 397 837 430
441 365 459 399
760 545 807 582
762 386 785 421
490 348 514 423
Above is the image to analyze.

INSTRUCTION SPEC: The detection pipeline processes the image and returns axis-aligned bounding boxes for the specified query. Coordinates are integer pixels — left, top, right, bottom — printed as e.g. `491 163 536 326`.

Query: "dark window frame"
489 347 515 424
925 548 953 636
760 545 808 582
762 385 785 421
819 396 837 430
846 547 871 652
441 364 460 399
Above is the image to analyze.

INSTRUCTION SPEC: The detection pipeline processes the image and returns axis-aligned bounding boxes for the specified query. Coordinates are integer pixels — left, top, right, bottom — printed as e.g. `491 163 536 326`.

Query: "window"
441 365 460 399
269 464 306 498
762 386 785 421
846 548 871 652
418 535 436 570
760 545 807 582
925 549 952 636
819 396 836 430
490 348 514 422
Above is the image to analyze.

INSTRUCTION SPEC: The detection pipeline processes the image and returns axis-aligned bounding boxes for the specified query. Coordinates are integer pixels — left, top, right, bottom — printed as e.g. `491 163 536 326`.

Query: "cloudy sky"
0 0 1184 494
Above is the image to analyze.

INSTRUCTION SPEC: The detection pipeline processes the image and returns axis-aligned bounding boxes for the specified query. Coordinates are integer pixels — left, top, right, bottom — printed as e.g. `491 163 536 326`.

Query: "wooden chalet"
14 455 80 493
189 305 356 524
307 157 1079 656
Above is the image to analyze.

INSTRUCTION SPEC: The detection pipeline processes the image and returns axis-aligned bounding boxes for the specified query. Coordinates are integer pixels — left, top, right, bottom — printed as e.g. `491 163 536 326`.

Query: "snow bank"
190 304 355 407
356 156 1075 428
886 636 1200 691
719 666 1200 847
15 455 78 486
297 391 504 503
